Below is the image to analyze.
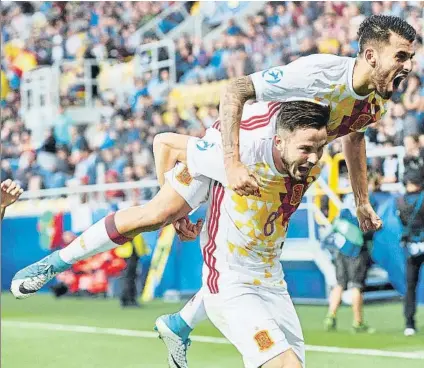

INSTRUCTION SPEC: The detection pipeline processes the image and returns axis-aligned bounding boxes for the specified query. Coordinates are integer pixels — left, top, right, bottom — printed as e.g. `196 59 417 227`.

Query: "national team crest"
349 113 372 132
176 166 193 186
290 184 304 205
254 330 274 351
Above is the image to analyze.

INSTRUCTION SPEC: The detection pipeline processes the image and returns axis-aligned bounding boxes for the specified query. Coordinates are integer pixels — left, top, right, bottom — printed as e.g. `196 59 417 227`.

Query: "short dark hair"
358 15 416 54
276 101 330 132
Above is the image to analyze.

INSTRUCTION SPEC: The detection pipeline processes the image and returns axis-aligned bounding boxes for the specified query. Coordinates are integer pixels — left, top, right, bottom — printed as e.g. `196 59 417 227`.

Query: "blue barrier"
1 214 70 291
373 195 424 303
2 194 423 304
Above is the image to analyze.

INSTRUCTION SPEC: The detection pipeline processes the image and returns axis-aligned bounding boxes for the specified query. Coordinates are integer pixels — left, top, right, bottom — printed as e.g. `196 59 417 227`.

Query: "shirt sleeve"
250 56 318 102
186 133 258 187
186 136 229 186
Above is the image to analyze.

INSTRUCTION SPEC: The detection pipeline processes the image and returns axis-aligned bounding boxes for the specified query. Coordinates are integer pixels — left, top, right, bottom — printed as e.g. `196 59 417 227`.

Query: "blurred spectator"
397 149 424 336
105 169 125 201
72 145 97 185
148 69 171 107
381 141 399 184
201 104 219 128
403 73 424 125
226 19 242 36
115 233 150 308
403 135 424 185
225 34 254 78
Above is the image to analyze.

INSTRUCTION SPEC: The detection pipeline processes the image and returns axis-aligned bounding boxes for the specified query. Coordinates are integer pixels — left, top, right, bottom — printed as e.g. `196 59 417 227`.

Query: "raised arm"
152 133 203 241
1 179 24 220
219 76 260 196
152 133 189 187
342 132 382 232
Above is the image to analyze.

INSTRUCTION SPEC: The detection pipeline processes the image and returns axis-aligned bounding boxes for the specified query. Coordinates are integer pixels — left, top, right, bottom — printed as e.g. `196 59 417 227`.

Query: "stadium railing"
133 39 176 84
129 2 192 44
6 180 159 218
20 66 61 146
20 40 176 129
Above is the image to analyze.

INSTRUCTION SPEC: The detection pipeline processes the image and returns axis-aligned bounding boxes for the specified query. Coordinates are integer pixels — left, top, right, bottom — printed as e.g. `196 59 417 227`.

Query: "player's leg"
404 254 424 336
261 350 302 368
350 251 375 333
155 288 207 368
324 252 347 331
156 287 207 339
11 164 210 299
204 284 297 368
262 289 304 368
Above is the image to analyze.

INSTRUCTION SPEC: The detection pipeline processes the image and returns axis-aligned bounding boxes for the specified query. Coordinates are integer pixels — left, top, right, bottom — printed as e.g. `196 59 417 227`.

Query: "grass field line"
3 320 424 360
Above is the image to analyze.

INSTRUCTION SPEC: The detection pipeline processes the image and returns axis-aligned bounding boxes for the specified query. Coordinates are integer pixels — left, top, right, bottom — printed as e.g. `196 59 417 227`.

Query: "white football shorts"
203 283 305 368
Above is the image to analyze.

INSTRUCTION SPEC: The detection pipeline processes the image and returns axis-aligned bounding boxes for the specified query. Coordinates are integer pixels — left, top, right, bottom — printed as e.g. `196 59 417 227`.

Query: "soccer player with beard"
157 101 330 368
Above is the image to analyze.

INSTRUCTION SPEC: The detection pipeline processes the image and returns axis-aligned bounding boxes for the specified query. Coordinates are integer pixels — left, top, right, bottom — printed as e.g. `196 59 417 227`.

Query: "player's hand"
173 216 204 241
226 161 261 197
356 202 382 232
1 179 24 209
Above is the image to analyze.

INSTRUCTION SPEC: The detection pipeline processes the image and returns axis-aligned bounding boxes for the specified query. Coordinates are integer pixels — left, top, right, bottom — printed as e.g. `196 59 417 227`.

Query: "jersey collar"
348 57 372 101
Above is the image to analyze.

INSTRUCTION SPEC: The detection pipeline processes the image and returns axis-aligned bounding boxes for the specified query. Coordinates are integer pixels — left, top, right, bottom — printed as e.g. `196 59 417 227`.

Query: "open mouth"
298 166 311 175
393 73 408 91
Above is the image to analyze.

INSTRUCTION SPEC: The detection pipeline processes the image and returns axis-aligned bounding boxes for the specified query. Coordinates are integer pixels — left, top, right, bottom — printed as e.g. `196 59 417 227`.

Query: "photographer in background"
322 175 382 334
398 136 424 336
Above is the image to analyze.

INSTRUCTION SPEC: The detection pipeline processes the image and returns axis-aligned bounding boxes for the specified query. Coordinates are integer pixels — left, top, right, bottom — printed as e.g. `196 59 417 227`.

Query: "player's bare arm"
153 133 189 187
342 131 382 232
152 133 202 241
1 179 24 220
219 76 260 197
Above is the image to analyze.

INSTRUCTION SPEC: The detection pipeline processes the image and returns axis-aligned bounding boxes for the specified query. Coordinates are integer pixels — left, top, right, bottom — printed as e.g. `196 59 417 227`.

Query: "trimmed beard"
371 65 392 99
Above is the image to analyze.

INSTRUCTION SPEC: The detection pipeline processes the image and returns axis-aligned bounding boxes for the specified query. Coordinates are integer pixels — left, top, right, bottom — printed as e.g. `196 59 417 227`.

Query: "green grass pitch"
1 293 423 367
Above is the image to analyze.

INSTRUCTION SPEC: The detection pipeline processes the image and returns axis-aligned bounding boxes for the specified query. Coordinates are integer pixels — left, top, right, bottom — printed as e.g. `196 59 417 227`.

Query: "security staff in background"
398 135 424 336
115 233 150 308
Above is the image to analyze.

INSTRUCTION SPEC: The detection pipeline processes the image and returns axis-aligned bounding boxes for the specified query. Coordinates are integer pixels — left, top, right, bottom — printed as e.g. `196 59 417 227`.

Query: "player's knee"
263 349 302 368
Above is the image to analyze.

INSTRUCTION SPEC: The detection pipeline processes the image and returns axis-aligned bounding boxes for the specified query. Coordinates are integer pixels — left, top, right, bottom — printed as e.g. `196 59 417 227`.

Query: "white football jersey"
250 54 388 140
187 121 321 293
188 54 389 293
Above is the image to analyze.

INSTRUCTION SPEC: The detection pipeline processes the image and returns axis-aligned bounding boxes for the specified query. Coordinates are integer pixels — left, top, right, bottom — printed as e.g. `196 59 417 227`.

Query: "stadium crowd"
1 1 423 192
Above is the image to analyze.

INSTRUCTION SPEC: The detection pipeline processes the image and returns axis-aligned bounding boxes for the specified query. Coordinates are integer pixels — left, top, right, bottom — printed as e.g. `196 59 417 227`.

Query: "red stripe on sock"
105 213 132 245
